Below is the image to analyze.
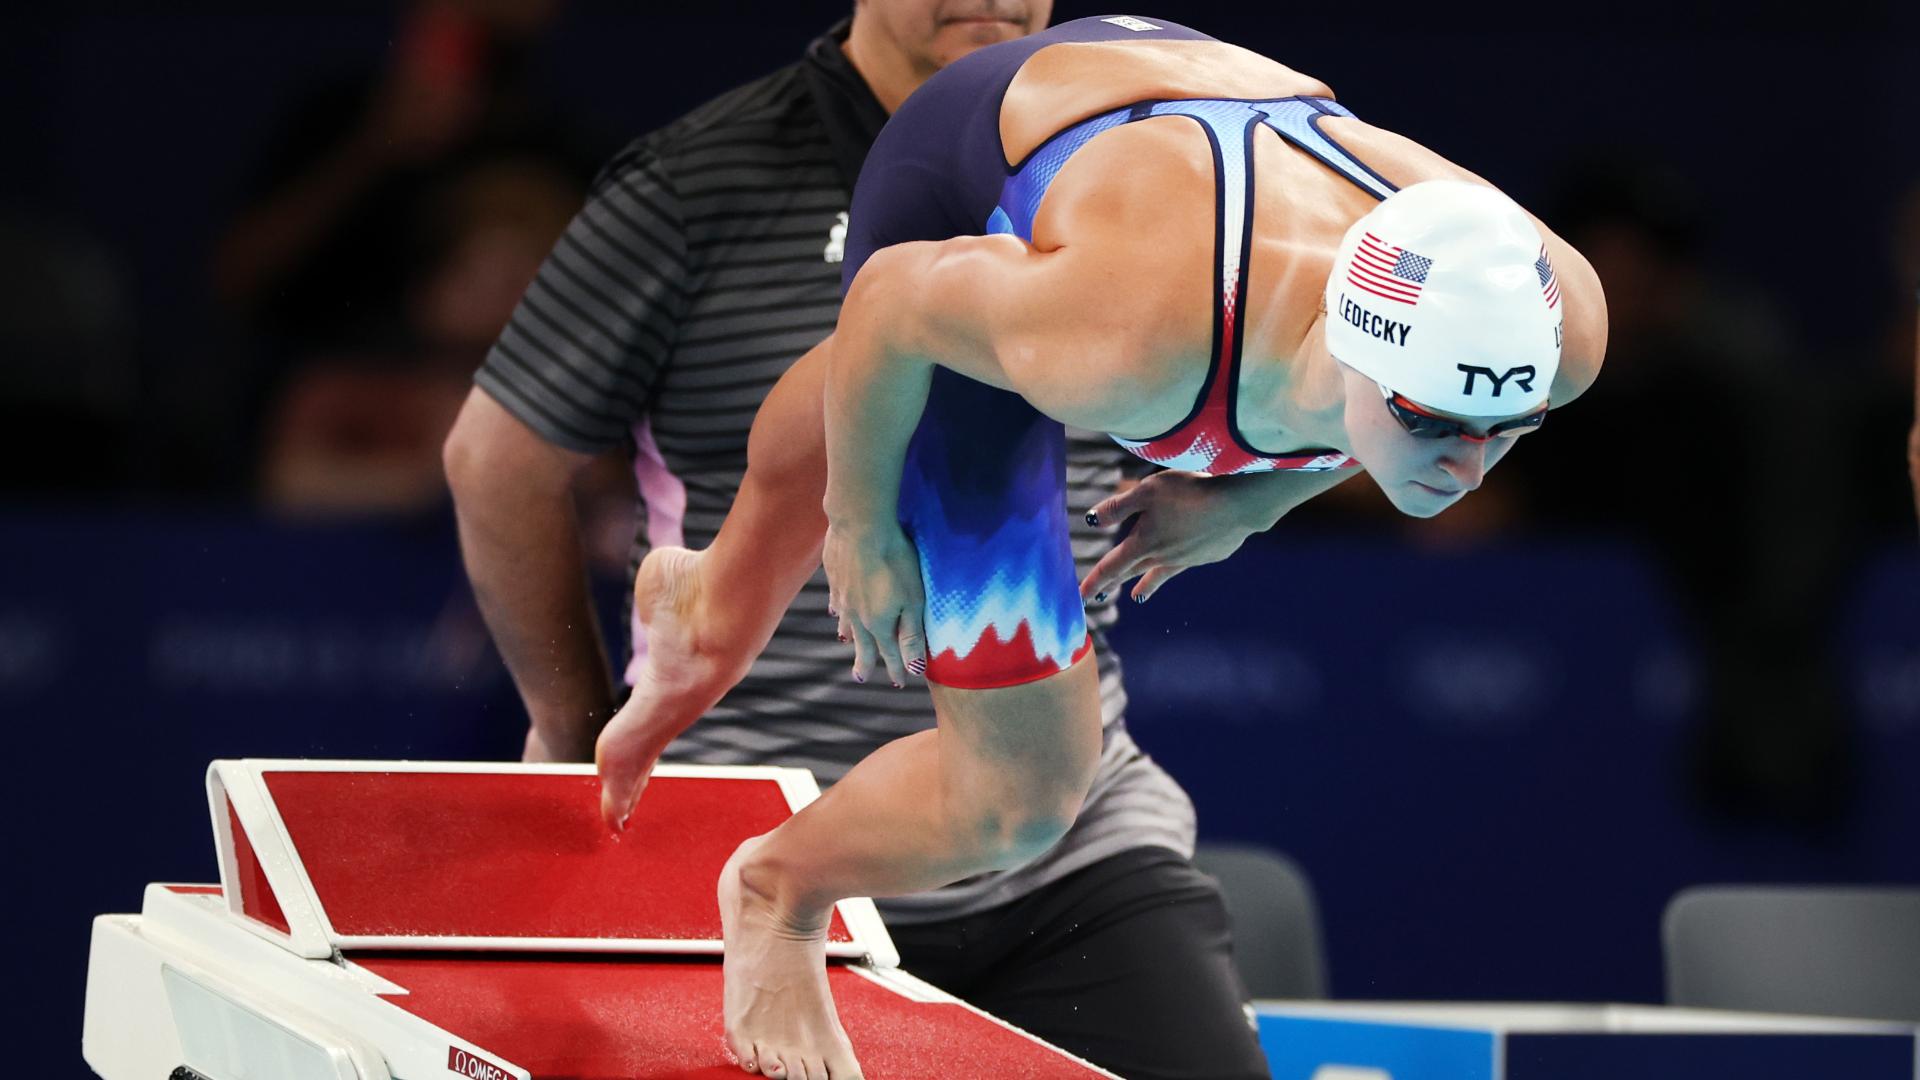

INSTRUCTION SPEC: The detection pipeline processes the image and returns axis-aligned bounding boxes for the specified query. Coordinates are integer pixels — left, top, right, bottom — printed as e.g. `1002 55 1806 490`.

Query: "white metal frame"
87 884 534 1080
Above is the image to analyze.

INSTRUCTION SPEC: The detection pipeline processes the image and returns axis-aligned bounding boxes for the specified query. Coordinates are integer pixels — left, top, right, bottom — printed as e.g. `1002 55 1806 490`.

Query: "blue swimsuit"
841 15 1392 688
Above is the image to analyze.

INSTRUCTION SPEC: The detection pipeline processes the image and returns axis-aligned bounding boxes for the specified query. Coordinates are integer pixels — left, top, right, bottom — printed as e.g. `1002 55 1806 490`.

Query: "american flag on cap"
1537 245 1560 309
1348 232 1431 306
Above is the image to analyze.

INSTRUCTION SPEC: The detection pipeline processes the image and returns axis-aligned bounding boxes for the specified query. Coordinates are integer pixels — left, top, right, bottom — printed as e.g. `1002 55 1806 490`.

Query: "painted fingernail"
827 606 838 617
1133 593 1148 604
1094 591 1107 603
892 681 903 689
906 658 926 676
1084 511 1099 526
837 632 849 643
852 668 865 683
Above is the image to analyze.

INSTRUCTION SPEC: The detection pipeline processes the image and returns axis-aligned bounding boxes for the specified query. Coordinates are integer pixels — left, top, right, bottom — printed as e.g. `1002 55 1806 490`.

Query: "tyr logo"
1456 364 1536 397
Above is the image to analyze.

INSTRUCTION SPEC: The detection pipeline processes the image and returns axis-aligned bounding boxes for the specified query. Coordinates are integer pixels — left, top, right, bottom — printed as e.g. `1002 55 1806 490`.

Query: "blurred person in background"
1504 151 1856 823
442 3 1272 1078
1824 178 1917 538
215 0 601 514
259 159 582 513
215 0 589 354
0 211 136 494
1888 184 1920 529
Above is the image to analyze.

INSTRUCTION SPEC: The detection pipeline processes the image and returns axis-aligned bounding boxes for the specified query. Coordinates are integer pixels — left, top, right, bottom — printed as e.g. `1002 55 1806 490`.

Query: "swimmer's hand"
1079 470 1273 604
824 521 928 687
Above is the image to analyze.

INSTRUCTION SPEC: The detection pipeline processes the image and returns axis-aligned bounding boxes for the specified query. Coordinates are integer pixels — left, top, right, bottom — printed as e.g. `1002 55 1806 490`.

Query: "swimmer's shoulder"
1029 117 1216 320
1006 120 1221 430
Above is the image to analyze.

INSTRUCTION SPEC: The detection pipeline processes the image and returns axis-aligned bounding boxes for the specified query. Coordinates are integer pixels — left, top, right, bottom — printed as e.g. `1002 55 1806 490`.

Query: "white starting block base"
82 760 1117 1080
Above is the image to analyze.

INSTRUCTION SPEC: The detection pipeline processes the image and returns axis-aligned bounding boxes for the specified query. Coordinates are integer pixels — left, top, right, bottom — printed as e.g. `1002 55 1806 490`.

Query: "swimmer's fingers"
897 603 928 682
1084 482 1147 531
867 587 920 687
1080 532 1150 603
872 614 909 689
847 617 880 685
1130 564 1186 604
829 580 852 643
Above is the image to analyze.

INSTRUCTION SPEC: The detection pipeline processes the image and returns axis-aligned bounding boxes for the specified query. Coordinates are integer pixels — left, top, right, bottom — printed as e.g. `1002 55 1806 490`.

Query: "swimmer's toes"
726 1034 755 1073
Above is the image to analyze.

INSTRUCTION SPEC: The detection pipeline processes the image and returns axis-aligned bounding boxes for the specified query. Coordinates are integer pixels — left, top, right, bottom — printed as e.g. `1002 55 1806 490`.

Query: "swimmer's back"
999 39 1332 164
843 18 1335 266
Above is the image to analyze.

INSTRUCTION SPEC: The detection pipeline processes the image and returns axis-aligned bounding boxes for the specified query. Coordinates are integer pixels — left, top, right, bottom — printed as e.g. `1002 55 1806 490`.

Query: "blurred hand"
1078 470 1267 604
1908 418 1920 532
362 73 484 164
824 521 927 688
360 8 487 163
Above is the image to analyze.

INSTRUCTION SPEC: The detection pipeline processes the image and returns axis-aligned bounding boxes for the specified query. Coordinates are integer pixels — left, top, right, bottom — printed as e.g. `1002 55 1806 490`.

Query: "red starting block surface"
262 769 855 945
208 760 875 959
363 956 1101 1079
83 760 1117 1079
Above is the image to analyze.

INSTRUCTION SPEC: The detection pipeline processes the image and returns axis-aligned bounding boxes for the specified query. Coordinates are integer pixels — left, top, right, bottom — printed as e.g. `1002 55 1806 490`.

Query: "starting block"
82 760 1118 1079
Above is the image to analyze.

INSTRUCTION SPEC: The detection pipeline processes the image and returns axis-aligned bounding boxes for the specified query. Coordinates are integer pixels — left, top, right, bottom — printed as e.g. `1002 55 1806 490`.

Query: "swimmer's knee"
965 775 1094 871
937 662 1103 869
971 806 1077 871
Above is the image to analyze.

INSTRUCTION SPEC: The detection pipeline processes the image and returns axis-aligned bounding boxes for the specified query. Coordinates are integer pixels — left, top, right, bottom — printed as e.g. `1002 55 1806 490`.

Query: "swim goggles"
1380 383 1548 443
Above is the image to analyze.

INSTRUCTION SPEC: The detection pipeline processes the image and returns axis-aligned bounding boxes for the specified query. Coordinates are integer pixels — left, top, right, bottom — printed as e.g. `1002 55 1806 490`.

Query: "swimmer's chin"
1388 481 1464 518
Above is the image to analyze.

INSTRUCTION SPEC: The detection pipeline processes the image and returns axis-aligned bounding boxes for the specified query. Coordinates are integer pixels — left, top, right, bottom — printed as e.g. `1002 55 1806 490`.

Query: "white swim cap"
1324 180 1563 418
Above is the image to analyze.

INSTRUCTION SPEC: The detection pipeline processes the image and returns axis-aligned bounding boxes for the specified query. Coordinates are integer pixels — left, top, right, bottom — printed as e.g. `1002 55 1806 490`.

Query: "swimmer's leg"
722 365 1098 1077
596 338 832 829
720 660 1105 1078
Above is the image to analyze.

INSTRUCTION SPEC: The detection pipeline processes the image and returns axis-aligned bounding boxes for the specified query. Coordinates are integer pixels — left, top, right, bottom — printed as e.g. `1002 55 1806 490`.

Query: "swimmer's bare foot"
720 835 863 1080
596 546 745 832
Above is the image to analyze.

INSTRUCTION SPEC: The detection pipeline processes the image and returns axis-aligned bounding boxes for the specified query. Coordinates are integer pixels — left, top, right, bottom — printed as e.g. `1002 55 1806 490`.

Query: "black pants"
888 846 1271 1080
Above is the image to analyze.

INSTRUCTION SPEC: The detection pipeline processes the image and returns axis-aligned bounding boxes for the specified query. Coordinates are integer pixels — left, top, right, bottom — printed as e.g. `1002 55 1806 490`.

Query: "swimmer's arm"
1224 466 1360 529
823 235 1138 530
1080 466 1358 603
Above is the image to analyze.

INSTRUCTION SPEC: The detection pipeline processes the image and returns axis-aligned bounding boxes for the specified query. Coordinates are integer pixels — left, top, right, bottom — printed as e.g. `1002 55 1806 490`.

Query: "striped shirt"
475 23 1195 923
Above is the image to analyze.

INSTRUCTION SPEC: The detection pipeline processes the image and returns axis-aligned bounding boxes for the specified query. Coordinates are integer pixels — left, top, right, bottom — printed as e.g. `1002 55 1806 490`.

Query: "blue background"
10 1 1920 1076
13 514 1918 1073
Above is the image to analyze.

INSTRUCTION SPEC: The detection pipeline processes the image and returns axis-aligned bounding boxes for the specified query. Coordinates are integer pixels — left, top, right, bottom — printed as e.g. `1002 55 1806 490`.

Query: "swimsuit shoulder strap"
1136 99 1270 451
1100 97 1362 475
1256 97 1398 202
